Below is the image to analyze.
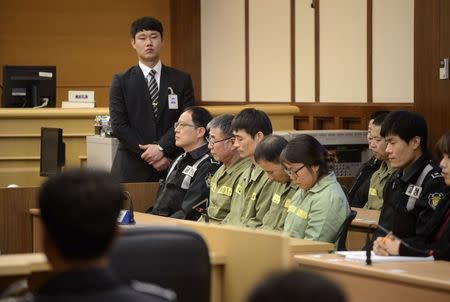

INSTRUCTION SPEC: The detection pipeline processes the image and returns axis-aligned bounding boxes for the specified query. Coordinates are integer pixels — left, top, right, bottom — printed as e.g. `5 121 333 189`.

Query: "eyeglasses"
206 136 234 145
284 165 305 178
174 122 197 129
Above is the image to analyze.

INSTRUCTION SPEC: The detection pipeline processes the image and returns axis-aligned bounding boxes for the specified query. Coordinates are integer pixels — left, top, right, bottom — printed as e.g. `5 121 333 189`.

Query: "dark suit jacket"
109 64 195 182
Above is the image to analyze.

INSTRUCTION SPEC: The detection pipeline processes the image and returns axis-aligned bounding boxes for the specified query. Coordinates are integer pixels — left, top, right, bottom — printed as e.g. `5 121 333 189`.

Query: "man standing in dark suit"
110 16 195 182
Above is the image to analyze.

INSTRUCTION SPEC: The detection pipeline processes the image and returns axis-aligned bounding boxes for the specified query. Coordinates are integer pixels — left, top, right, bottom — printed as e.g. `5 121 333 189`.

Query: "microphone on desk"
365 230 372 265
118 191 135 225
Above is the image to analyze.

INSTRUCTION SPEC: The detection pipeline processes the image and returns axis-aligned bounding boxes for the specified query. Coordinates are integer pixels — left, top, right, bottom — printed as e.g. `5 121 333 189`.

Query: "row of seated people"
148 107 349 244
147 107 450 260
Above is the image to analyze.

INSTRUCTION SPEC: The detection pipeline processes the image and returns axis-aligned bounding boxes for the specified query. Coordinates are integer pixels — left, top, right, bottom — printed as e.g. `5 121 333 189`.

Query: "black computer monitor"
40 128 65 177
2 65 56 108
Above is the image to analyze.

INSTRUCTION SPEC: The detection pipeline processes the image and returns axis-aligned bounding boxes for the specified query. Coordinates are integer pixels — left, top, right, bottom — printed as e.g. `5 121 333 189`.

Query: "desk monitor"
40 128 65 177
2 65 56 108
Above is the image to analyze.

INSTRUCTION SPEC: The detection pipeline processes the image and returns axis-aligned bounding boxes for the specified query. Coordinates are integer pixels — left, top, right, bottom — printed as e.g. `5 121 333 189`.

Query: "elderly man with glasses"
150 107 221 220
199 114 251 224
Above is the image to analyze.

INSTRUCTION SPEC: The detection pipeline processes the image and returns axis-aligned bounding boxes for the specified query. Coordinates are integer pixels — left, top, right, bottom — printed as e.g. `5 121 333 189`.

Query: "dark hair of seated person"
247 270 347 302
39 169 123 260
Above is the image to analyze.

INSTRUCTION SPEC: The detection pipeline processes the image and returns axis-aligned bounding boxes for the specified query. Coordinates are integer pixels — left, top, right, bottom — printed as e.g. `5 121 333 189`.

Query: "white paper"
336 251 434 263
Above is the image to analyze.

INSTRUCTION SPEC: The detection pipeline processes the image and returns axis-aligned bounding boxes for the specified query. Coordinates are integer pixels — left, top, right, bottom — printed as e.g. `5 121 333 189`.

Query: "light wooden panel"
0 0 171 108
373 0 414 103
201 0 246 102
295 0 315 103
320 0 367 103
249 0 291 102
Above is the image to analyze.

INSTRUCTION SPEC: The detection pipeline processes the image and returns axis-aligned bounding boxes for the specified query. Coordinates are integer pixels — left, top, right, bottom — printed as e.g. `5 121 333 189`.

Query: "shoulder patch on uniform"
131 280 177 301
431 172 443 179
428 192 444 209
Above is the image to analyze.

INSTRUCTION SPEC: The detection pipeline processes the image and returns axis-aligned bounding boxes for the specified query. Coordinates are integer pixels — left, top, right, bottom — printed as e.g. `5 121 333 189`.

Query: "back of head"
380 111 428 150
281 134 330 178
130 16 163 39
254 135 288 164
207 114 235 138
371 112 389 127
39 169 123 260
370 110 390 120
247 270 347 302
232 108 273 137
436 131 450 158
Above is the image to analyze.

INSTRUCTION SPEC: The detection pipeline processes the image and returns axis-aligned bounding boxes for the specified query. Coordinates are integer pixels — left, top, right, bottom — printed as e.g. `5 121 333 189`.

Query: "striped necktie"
147 69 159 119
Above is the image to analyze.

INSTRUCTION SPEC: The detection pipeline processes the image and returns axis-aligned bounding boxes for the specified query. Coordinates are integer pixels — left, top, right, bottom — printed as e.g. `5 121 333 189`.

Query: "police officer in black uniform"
26 169 175 302
373 111 446 241
151 107 221 220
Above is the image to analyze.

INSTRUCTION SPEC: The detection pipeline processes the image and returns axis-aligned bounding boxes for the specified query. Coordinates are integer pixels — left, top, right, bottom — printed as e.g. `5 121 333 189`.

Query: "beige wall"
201 0 246 102
0 0 171 107
372 0 414 103
200 0 414 104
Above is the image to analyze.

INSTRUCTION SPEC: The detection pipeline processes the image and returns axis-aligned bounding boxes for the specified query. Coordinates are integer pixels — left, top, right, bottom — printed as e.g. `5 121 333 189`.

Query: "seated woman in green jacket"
281 134 350 242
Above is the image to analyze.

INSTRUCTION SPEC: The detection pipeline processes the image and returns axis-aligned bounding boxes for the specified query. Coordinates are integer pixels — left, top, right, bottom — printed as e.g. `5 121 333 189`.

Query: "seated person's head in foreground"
247 270 347 302
232 108 273 159
281 134 330 191
175 106 213 152
207 114 239 166
254 135 290 183
39 169 123 270
380 111 428 169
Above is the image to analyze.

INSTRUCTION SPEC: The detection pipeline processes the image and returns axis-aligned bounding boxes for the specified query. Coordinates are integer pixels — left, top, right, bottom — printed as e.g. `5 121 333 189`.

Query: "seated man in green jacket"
364 112 396 210
202 114 251 223
222 108 276 228
254 135 298 232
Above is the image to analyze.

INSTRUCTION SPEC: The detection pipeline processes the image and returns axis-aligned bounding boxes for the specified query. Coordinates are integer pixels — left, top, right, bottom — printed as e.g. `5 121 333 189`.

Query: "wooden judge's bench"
0 105 298 187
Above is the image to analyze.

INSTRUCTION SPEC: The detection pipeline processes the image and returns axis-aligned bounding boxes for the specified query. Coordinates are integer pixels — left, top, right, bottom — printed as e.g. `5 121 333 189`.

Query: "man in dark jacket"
151 107 221 220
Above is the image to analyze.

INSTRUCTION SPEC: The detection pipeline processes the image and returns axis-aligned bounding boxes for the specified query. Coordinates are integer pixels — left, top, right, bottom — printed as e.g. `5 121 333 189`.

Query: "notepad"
335 251 434 263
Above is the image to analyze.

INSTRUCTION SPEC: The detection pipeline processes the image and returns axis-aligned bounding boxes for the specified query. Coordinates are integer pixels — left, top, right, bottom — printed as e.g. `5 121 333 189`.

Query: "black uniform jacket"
109 64 195 182
31 267 174 302
348 157 381 208
151 144 221 220
374 153 446 241
400 187 450 260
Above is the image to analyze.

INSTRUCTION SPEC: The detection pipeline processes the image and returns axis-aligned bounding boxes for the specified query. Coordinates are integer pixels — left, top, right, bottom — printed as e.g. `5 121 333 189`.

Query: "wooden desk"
0 252 225 302
30 210 333 302
295 253 450 302
347 207 380 250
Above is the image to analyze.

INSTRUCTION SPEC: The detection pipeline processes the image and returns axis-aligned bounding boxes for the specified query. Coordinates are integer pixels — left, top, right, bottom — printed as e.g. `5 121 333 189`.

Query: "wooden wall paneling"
0 0 171 108
170 0 201 103
434 0 450 146
414 0 442 150
0 187 39 254
293 103 414 130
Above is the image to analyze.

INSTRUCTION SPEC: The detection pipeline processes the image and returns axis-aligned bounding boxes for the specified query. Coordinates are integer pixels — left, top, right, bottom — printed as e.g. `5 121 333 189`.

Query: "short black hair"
131 16 163 39
232 108 273 137
370 110 390 120
436 131 450 159
280 134 330 179
371 112 389 127
380 111 428 151
39 169 123 260
247 270 347 302
207 114 235 138
185 106 213 138
254 135 288 164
